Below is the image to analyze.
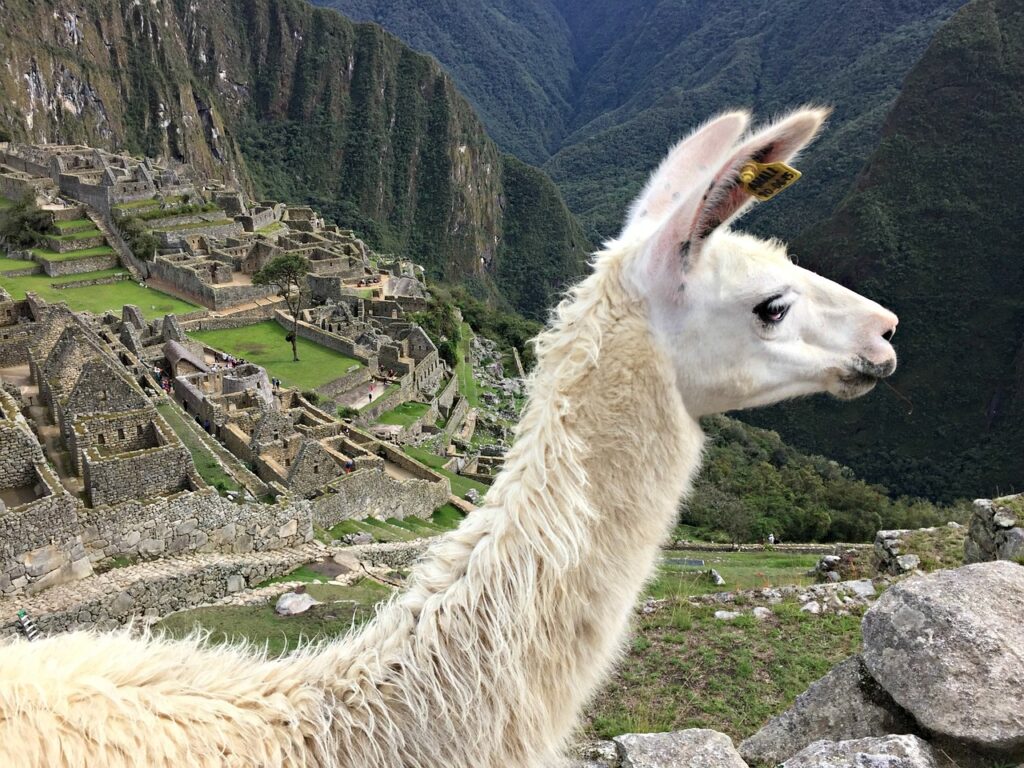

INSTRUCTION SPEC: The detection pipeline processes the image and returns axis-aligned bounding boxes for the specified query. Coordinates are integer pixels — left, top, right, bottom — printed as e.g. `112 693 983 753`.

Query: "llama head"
620 108 898 417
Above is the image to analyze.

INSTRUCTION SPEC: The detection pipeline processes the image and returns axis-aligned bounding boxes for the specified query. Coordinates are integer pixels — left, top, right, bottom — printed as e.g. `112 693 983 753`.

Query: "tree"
252 253 310 362
0 192 52 247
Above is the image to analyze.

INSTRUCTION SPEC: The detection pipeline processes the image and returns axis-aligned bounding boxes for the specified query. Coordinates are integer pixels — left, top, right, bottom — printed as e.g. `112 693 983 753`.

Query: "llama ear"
620 110 749 241
639 106 830 286
684 106 831 252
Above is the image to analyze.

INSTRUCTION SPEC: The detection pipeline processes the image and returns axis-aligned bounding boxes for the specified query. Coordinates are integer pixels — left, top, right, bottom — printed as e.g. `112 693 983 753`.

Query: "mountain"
314 0 966 241
309 0 577 165
0 0 587 316
744 0 1024 501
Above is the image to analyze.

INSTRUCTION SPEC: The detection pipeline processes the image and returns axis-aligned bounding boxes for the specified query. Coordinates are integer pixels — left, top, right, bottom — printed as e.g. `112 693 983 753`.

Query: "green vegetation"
126 202 219 222
153 578 393 657
252 253 311 362
376 401 430 427
52 218 95 232
403 445 489 499
189 321 363 390
651 549 819 599
584 597 862 741
0 268 198 315
113 195 186 211
0 257 38 272
155 402 240 494
150 218 235 232
899 526 967 573
682 416 968 544
45 227 103 241
117 216 160 261
0 192 54 246
31 245 115 262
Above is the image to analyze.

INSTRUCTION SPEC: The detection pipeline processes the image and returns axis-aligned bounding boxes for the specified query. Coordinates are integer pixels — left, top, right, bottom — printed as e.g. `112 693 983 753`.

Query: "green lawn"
151 218 234 232
403 445 488 500
53 218 95 232
113 195 185 211
0 268 199 315
456 322 481 407
153 578 394 657
155 402 240 494
650 549 820 599
31 245 115 262
46 228 103 240
190 321 363 390
584 598 862 743
376 401 430 427
0 257 39 272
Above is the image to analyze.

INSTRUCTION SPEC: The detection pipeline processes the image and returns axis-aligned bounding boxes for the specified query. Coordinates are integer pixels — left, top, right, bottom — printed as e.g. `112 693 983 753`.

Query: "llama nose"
882 325 896 342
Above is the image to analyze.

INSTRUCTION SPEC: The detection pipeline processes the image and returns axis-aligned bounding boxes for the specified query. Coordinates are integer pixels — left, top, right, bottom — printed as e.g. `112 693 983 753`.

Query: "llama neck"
306 263 703 767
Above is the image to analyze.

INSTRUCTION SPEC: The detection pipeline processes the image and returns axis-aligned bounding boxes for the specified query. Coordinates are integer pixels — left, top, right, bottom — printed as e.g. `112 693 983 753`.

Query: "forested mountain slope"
745 0 1024 500
316 0 965 241
0 0 587 315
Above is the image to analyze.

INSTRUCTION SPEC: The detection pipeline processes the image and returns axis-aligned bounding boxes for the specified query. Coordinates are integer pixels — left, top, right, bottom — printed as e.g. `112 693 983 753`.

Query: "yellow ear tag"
738 161 802 201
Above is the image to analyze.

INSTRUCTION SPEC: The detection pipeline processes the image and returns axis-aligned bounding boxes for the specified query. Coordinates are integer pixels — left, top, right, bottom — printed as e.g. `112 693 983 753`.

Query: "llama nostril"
882 327 896 342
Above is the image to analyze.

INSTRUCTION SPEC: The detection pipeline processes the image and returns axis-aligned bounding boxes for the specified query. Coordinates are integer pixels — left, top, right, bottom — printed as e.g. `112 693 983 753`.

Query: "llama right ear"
642 106 830 281
620 110 749 242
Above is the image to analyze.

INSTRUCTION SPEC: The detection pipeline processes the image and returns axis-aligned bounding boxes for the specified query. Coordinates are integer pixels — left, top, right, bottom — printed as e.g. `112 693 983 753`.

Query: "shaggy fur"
0 108 896 767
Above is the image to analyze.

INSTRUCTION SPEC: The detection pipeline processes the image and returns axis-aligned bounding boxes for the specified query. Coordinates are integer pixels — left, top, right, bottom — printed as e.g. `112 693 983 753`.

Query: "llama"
0 108 897 768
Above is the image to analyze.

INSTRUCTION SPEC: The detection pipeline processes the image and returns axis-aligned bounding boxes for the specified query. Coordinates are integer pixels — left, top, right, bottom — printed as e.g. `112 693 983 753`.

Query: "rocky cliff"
0 0 587 314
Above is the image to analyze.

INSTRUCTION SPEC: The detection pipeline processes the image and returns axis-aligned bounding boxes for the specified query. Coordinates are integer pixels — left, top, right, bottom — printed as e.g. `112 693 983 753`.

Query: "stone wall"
0 546 320 637
57 173 112 213
147 258 277 310
82 436 194 507
441 396 470 445
311 466 449 526
40 253 120 276
965 494 1024 563
155 220 244 248
55 273 131 289
274 310 375 368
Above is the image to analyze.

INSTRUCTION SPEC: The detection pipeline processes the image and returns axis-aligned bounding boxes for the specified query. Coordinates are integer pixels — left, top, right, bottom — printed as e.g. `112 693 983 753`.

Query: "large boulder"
613 729 747 768
861 561 1024 752
274 591 320 616
739 656 915 765
781 735 940 768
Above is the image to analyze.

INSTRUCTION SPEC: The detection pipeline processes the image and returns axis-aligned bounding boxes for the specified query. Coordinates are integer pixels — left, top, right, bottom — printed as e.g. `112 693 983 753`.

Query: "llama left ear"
644 106 830 282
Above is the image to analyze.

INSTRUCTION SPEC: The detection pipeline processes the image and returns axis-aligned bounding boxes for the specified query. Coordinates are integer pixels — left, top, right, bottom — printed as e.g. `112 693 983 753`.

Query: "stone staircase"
83 206 144 280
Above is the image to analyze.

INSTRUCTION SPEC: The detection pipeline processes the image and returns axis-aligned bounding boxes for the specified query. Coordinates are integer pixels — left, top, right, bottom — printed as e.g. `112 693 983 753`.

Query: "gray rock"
740 656 915 766
844 579 877 599
752 606 773 621
714 610 742 621
781 735 939 768
862 561 1024 751
614 729 747 768
825 571 841 582
709 568 726 586
993 510 1019 529
274 591 320 616
800 600 822 615
226 574 245 593
895 554 920 572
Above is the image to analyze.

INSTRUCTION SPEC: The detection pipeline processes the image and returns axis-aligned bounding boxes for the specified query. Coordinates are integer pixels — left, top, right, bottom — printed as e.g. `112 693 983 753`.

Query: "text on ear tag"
738 161 802 201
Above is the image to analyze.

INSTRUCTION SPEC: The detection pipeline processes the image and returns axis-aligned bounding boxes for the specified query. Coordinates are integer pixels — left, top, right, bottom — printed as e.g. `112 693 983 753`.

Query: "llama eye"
754 296 789 325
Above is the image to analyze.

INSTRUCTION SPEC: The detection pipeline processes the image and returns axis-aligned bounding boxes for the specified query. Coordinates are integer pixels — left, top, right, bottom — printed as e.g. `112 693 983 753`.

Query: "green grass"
898 526 966 572
156 403 240 494
431 503 466 529
403 445 488 500
52 218 94 232
0 196 13 210
190 321 364 391
584 598 863 742
455 322 481 408
31 245 115 262
153 578 394 657
0 268 199 315
376 401 429 427
46 228 103 240
0 257 39 272
151 218 234 232
650 550 820 600
113 195 185 211
256 221 286 235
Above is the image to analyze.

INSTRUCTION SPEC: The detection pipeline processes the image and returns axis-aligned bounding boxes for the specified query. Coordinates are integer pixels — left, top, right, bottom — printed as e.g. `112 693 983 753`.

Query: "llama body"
0 108 898 768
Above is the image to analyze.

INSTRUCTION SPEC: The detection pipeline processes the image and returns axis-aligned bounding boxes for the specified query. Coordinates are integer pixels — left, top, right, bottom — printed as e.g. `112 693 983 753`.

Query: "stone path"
0 542 326 637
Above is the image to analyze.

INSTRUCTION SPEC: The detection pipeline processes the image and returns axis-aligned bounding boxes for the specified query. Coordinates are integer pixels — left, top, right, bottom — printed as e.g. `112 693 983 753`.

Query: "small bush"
301 390 321 405
337 405 360 420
